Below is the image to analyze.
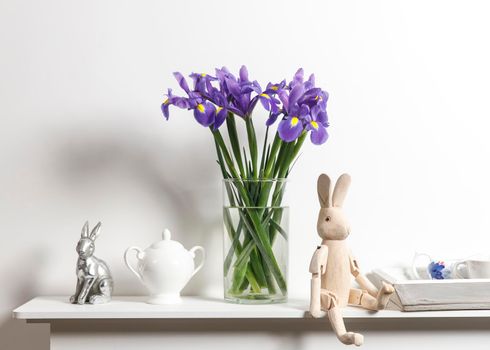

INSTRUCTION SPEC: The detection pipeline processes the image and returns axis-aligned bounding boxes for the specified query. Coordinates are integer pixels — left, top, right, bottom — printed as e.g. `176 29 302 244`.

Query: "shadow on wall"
0 120 223 349
51 122 223 296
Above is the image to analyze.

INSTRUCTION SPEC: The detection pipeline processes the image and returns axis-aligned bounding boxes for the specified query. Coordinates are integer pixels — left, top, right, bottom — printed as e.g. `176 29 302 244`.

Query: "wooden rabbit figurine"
309 174 394 346
70 221 113 304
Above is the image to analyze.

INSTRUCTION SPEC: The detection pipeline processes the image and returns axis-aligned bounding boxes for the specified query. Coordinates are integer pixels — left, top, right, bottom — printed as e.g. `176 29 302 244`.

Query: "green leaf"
226 114 246 178
245 117 258 179
270 217 288 240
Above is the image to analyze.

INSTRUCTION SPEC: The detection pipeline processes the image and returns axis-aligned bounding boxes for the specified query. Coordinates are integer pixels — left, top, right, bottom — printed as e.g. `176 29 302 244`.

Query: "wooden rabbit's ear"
90 222 102 241
317 173 331 208
332 173 351 207
81 221 90 238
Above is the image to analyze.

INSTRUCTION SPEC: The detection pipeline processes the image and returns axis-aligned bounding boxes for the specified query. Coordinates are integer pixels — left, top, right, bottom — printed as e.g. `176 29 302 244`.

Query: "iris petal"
193 102 215 127
225 77 241 100
173 72 190 93
239 65 249 82
288 84 305 107
310 124 328 145
266 112 280 126
259 95 271 111
161 103 169 120
292 68 304 86
213 107 227 130
278 90 289 112
278 117 304 142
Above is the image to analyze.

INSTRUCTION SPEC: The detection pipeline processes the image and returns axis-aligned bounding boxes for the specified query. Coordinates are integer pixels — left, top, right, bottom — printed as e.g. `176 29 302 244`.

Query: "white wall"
2 0 490 348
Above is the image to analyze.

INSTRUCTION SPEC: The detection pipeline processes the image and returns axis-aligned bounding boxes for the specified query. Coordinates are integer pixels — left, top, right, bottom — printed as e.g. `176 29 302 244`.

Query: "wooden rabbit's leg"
320 289 338 311
375 282 394 310
349 288 377 310
349 285 394 311
350 255 394 310
327 306 364 346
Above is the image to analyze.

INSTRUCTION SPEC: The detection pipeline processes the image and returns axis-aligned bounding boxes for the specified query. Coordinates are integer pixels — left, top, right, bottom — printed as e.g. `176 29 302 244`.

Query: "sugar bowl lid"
150 229 184 250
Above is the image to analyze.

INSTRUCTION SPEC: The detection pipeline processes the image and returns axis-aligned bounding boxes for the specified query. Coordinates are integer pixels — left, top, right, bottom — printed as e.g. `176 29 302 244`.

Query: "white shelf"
13 296 490 320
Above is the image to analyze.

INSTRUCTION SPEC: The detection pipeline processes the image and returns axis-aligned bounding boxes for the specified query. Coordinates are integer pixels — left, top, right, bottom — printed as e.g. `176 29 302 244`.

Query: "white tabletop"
12 296 490 320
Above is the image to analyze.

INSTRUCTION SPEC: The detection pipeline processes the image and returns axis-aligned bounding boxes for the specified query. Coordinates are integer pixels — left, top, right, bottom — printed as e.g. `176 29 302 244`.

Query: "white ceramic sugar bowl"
124 229 205 304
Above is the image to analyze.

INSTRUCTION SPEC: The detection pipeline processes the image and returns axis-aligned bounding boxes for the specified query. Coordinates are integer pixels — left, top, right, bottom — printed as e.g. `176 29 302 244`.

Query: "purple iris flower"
269 68 330 144
163 73 220 128
306 105 329 145
258 80 285 114
277 104 309 142
215 65 261 117
161 88 189 120
162 66 330 145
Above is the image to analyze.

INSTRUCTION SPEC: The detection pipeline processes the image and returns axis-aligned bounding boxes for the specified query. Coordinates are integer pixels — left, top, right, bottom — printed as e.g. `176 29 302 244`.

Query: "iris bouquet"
162 66 329 303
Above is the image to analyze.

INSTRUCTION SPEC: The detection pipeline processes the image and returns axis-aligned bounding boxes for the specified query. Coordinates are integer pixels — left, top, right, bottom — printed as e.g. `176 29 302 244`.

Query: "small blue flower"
428 261 446 279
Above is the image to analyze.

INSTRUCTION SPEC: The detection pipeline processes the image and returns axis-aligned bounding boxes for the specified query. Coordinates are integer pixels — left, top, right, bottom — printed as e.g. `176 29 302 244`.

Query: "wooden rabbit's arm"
349 255 378 297
309 245 329 275
309 245 328 317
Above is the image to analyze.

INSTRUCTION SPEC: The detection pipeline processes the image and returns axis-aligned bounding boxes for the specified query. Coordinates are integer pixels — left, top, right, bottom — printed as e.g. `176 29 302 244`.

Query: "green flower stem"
216 134 266 291
264 134 281 178
245 117 259 179
213 121 307 298
259 126 269 178
223 215 243 272
245 267 262 293
237 207 287 294
213 129 285 292
226 114 245 178
250 248 268 288
268 132 308 243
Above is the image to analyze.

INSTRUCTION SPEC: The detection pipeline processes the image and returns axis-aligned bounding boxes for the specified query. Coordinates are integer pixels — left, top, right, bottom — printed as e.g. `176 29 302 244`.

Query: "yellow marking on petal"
311 121 319 129
201 73 207 77
163 99 170 105
260 93 270 99
291 117 299 126
271 86 278 91
196 104 205 113
315 95 322 101
216 107 223 113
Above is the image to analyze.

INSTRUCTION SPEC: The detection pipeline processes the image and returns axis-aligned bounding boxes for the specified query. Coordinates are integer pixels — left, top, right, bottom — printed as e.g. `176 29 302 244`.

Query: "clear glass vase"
222 178 289 304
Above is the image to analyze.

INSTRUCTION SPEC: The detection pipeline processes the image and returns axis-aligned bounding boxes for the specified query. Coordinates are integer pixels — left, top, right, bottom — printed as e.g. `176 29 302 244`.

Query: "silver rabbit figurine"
70 221 113 304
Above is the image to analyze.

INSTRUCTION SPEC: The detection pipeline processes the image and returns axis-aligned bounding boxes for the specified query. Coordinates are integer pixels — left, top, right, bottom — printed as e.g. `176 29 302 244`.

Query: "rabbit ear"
89 222 102 241
332 173 351 207
317 174 331 208
81 221 90 238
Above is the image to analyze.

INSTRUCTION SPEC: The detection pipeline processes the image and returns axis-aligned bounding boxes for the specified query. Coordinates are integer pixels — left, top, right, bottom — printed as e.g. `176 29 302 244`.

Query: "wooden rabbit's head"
316 173 351 241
